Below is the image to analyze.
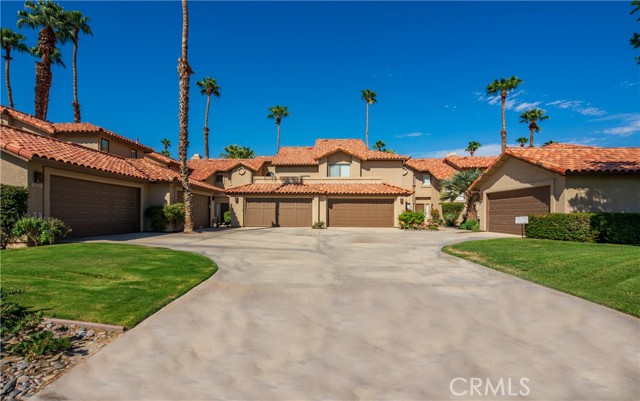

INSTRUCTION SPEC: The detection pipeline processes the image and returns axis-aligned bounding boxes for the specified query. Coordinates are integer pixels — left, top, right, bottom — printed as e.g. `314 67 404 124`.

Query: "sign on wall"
515 216 529 225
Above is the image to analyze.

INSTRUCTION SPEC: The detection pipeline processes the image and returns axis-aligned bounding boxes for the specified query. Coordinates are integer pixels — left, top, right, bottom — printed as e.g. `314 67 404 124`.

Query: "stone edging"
42 318 126 333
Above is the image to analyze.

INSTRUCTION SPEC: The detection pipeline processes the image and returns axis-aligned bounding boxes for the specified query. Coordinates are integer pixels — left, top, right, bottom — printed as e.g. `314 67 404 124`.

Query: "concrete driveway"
36 228 639 400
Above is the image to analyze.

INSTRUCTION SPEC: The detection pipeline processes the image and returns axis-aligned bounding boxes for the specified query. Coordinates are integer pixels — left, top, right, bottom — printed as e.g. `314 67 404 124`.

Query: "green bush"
442 202 464 226
526 213 640 244
0 185 29 248
145 205 167 232
398 211 426 229
0 289 40 339
12 216 71 246
430 208 442 224
223 210 232 225
591 213 640 245
312 221 325 229
7 330 71 359
164 203 185 228
460 219 480 232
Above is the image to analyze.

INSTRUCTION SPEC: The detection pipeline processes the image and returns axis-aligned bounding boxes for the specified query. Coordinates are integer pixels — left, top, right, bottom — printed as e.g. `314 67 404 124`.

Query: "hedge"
1 185 29 249
441 202 465 226
526 213 640 245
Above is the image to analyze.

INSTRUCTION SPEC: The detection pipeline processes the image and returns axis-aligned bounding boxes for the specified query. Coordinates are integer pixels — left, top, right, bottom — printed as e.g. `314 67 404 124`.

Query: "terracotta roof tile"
0 106 56 133
313 139 409 161
541 143 600 149
444 156 498 169
225 183 321 194
271 146 317 166
187 157 271 181
52 122 154 152
225 182 411 195
314 183 412 195
126 158 222 192
404 158 457 180
144 152 180 167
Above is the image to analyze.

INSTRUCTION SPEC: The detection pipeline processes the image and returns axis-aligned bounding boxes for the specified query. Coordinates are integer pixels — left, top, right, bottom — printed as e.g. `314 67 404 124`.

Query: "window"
130 148 138 158
422 173 431 186
215 174 223 183
266 172 275 177
329 164 350 177
100 138 109 152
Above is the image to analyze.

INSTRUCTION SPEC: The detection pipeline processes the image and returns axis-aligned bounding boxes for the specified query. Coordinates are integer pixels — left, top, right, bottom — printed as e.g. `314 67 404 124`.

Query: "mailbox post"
515 216 529 238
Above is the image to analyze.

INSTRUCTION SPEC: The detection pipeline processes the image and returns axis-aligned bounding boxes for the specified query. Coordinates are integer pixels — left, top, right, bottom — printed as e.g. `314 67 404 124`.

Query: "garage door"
487 186 550 235
50 175 140 237
178 192 210 229
245 198 311 227
328 199 394 227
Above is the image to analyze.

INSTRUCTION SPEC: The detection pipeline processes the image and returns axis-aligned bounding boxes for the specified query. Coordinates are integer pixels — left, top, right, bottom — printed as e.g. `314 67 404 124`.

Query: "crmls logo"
450 377 531 397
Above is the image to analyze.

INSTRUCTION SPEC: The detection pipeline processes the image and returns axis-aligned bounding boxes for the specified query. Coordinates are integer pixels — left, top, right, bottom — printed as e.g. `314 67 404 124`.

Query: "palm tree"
516 137 529 147
30 46 65 67
61 10 92 123
486 76 523 153
177 0 194 232
1 28 29 109
631 1 640 63
465 141 481 156
519 108 549 148
373 140 386 151
196 77 220 159
17 0 68 120
542 140 555 147
267 105 289 151
160 138 171 156
220 144 255 159
361 89 377 147
440 169 483 221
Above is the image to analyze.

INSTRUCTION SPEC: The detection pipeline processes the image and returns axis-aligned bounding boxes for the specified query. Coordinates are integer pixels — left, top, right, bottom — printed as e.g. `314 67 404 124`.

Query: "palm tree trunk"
277 123 281 151
529 125 535 148
365 102 369 148
4 51 14 109
72 39 81 122
178 0 194 232
466 196 478 221
34 27 55 120
470 150 475 156
500 91 507 153
203 94 210 158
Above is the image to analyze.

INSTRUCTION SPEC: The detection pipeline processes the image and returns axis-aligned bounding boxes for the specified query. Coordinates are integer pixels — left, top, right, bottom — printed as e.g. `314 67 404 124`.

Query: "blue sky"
1 1 639 158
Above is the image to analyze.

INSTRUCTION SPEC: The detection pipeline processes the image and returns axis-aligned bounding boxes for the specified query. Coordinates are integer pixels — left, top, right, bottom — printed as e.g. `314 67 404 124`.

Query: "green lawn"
442 239 640 317
1 243 217 328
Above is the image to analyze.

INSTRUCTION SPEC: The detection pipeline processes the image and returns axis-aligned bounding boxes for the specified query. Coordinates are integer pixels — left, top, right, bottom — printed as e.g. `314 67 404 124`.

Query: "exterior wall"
1 152 28 186
229 166 253 187
53 133 146 158
274 165 320 177
1 115 50 136
53 133 100 151
565 175 640 213
361 160 409 188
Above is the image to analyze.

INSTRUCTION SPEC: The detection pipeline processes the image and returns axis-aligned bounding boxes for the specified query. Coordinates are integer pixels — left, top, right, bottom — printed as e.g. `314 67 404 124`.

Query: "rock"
2 377 17 392
8 389 21 398
86 330 95 337
43 374 56 382
16 375 29 385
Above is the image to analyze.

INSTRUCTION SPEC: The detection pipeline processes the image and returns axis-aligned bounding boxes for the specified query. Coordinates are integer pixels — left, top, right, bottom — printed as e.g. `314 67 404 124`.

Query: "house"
1 107 221 237
470 145 640 234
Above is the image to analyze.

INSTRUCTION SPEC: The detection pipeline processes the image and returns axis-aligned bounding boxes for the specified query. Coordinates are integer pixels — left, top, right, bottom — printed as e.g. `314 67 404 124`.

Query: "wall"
53 133 100 151
565 174 640 213
1 115 51 136
274 165 320 177
1 151 28 186
229 166 253 187
361 160 409 188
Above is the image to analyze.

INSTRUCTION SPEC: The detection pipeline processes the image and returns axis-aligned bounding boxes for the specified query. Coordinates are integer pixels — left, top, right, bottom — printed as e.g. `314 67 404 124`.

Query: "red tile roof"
187 157 271 180
225 182 411 195
0 106 56 133
404 158 457 180
52 122 154 152
444 156 497 169
541 143 600 149
126 158 222 192
271 139 409 166
144 152 180 167
271 146 317 166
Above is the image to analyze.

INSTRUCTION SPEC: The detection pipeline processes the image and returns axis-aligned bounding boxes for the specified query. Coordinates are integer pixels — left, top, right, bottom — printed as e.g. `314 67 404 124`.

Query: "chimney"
191 154 202 160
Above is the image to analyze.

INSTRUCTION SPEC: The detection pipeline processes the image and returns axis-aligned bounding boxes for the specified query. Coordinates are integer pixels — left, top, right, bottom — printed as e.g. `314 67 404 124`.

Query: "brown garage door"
50 175 140 237
245 198 311 227
487 186 550 235
328 199 394 227
178 192 210 229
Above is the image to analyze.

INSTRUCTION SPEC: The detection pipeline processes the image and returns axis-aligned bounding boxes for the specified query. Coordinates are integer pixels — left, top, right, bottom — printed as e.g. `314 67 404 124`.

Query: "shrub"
164 203 185 228
12 216 71 246
223 210 232 225
460 219 480 232
398 211 425 229
441 203 464 226
145 205 167 232
0 185 29 248
7 330 71 359
422 220 440 231
312 221 325 229
430 208 442 224
590 213 640 245
526 213 596 242
40 218 72 245
0 289 40 339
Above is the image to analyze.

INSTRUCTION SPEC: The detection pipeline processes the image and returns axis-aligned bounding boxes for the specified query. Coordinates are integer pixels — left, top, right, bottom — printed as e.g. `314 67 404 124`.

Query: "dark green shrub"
39 217 71 244
398 211 425 229
223 211 232 225
430 208 441 224
460 219 480 232
0 185 29 248
442 202 464 226
526 213 595 242
7 330 71 359
590 213 640 245
12 216 71 246
0 289 40 339
312 221 325 229
164 203 185 228
145 205 167 231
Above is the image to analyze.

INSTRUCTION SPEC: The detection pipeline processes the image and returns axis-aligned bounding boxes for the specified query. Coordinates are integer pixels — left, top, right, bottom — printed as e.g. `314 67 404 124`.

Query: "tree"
220 144 255 159
196 77 220 159
267 105 289 151
30 46 65 67
361 89 377 148
519 108 549 148
373 140 386 151
516 137 529 147
542 140 555 147
465 141 481 156
61 10 92 123
177 0 194 233
17 0 68 120
631 0 640 64
440 169 483 221
1 28 29 109
160 138 171 157
486 76 523 153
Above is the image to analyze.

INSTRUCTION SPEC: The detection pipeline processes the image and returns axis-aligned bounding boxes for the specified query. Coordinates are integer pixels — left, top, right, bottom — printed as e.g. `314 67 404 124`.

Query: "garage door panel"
177 193 210 229
245 199 311 227
328 199 394 227
487 186 550 235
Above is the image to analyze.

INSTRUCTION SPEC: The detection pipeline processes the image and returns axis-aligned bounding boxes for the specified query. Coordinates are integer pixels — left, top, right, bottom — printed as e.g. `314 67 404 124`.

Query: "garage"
245 198 312 227
50 175 140 237
328 199 394 227
178 192 210 229
487 186 550 235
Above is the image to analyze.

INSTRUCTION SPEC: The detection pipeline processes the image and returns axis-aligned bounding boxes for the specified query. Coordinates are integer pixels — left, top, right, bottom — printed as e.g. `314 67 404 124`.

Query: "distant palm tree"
267 105 289 151
631 0 640 63
18 0 68 119
516 137 529 147
196 77 221 159
486 76 523 152
1 28 29 109
440 169 483 221
220 144 255 159
160 138 171 156
373 140 386 151
61 10 92 123
519 108 549 148
542 140 555 147
177 0 194 232
465 141 481 156
361 89 377 147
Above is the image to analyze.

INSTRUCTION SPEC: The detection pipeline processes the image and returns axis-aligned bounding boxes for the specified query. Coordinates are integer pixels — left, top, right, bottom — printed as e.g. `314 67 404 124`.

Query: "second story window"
422 173 431 186
130 148 138 158
100 138 109 152
215 174 223 183
329 164 350 177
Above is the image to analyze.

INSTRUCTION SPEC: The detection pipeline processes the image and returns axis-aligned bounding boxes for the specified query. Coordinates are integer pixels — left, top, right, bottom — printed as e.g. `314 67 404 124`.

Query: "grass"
1 243 217 328
442 239 640 317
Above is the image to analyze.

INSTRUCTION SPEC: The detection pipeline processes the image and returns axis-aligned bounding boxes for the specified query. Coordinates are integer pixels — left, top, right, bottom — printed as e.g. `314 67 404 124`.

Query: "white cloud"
602 119 640 136
412 143 503 158
513 101 542 112
588 113 640 137
619 81 639 88
474 90 541 113
394 131 430 139
545 99 606 117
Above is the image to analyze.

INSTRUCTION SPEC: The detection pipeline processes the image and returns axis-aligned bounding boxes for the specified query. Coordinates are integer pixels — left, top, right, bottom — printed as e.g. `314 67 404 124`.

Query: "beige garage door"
178 192 210 229
328 199 394 227
50 175 140 237
245 198 311 227
487 186 550 235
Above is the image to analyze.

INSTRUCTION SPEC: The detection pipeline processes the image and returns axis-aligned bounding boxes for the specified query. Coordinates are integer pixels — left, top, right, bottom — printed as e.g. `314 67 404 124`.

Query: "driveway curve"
36 228 639 400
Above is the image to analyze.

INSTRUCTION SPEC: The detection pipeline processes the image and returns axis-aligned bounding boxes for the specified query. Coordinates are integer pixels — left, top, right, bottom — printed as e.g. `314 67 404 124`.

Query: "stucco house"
470 144 640 234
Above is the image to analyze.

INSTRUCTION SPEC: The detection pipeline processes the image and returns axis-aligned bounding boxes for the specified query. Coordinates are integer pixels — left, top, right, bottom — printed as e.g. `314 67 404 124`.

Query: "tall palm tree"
160 138 171 156
62 10 92 123
1 28 29 109
631 1 640 63
440 169 483 221
361 89 377 148
465 141 481 156
17 0 68 120
220 144 255 159
519 108 549 148
30 46 65 67
196 77 220 159
486 76 523 152
267 105 289 151
177 0 194 232
373 140 386 151
516 137 529 147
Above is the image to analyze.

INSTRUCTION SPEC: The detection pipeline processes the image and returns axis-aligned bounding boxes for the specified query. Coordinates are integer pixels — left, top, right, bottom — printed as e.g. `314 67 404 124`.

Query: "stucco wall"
1 116 51 136
53 133 100 151
565 175 640 213
361 160 409 188
229 166 253 187
1 152 28 186
274 165 320 177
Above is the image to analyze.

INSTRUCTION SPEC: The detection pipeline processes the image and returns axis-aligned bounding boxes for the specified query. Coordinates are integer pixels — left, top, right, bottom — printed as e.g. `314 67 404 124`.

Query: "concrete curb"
43 318 126 333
